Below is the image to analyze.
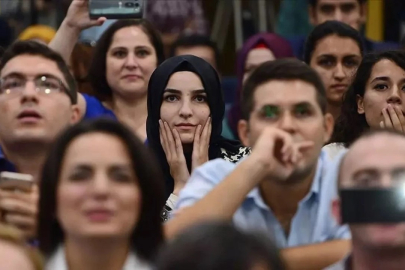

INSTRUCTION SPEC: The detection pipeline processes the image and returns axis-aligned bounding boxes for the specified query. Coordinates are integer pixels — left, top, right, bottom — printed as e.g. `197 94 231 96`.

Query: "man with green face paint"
166 59 350 269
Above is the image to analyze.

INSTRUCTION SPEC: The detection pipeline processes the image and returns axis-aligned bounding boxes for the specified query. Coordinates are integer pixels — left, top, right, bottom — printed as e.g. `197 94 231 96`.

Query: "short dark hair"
309 0 367 7
169 34 220 67
331 50 405 147
38 118 165 261
155 222 285 270
88 19 165 101
304 20 364 64
0 40 77 104
241 59 327 120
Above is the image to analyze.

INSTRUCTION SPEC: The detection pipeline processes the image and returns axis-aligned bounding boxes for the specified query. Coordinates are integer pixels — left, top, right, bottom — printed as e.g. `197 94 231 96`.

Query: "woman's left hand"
192 117 212 171
380 104 405 133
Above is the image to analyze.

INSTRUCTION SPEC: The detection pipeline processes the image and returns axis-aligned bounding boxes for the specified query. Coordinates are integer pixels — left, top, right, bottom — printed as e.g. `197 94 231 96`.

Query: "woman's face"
310 34 361 106
57 132 141 239
106 26 158 99
357 59 405 128
243 48 275 84
160 71 210 144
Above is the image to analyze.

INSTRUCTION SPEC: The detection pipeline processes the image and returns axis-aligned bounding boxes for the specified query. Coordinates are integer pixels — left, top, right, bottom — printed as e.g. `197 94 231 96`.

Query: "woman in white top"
37 119 165 270
329 50 405 152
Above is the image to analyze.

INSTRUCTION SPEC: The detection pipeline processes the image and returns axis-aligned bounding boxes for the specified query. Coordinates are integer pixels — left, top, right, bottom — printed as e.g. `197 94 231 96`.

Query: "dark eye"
295 106 311 117
261 105 280 120
69 170 92 182
374 84 388 91
136 50 149 58
341 3 355 13
113 50 127 58
111 171 132 183
344 59 359 68
2 78 24 90
164 95 179 102
318 58 335 67
194 95 207 103
320 5 335 14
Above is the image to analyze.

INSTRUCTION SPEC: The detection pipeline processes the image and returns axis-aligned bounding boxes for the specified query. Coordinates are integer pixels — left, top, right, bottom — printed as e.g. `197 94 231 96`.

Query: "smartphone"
0 172 33 193
89 0 145 20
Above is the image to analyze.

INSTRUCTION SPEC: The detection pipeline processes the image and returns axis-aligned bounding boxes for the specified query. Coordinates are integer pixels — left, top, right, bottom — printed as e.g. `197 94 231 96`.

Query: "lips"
122 74 141 80
330 84 348 91
85 209 114 222
17 109 42 122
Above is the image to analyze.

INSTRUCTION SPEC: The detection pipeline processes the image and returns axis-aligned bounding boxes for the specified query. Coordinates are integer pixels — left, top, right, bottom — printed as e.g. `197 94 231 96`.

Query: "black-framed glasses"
0 75 68 97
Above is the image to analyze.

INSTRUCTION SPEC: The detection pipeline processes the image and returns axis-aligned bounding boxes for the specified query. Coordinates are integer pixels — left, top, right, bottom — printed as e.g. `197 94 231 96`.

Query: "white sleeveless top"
322 143 347 161
45 246 151 270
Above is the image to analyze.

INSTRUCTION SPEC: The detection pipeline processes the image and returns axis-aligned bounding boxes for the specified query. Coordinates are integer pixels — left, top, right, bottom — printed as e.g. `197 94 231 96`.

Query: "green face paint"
262 105 279 119
295 103 309 115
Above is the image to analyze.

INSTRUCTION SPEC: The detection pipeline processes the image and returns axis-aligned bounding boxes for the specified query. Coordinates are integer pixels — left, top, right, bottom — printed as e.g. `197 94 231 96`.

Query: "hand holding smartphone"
0 172 38 239
0 172 33 193
89 0 145 20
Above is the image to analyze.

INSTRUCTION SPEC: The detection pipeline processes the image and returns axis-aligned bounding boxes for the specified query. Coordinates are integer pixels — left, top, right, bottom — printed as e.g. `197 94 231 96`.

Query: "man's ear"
323 113 334 144
238 119 250 147
332 198 342 225
70 104 81 124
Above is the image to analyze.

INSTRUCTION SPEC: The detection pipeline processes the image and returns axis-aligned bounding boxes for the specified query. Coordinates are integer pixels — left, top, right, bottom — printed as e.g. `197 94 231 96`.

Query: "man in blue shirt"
0 41 80 239
166 59 350 269
328 129 405 270
288 0 400 60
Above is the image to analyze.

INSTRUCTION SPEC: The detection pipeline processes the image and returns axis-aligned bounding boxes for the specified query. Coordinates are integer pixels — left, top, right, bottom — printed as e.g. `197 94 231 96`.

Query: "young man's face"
309 0 367 31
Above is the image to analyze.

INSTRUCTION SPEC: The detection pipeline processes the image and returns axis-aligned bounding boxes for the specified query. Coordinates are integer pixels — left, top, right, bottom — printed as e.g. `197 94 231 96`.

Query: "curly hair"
331 51 405 147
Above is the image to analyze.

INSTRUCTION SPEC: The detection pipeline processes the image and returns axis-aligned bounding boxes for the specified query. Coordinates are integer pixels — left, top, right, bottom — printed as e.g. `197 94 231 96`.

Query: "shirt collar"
246 150 327 208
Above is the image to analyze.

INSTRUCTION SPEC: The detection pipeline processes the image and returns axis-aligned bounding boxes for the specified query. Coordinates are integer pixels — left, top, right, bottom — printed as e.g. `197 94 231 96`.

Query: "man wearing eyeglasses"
0 41 80 240
327 129 405 270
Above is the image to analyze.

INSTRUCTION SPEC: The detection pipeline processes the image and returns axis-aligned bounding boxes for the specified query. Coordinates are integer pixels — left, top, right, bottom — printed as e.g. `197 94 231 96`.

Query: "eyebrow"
259 102 315 109
164 88 206 94
370 76 405 85
2 72 63 81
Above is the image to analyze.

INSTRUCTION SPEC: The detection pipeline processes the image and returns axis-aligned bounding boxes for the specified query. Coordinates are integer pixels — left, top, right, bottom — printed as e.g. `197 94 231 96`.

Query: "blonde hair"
0 225 43 270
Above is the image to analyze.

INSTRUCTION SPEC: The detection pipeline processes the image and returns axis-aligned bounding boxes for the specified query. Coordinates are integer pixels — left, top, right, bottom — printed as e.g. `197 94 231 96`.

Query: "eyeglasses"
0 75 68 97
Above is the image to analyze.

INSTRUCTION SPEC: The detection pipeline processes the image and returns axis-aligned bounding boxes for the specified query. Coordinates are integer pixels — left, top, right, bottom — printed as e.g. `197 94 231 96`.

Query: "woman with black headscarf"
146 55 250 220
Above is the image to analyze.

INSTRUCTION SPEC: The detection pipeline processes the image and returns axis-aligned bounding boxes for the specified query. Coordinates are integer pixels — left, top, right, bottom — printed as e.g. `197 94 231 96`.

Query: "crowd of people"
0 0 405 269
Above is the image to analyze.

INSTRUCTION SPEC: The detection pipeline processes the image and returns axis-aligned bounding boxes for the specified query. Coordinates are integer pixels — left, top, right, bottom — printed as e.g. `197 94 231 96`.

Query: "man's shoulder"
191 158 239 184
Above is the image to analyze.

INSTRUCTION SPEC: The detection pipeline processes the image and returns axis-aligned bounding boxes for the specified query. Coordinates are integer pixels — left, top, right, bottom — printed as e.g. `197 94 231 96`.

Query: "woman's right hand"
159 120 190 195
64 0 106 31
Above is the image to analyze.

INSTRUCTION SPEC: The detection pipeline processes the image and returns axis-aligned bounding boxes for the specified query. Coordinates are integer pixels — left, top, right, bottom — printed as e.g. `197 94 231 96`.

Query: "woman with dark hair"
49 0 165 141
329 50 405 149
38 119 165 269
146 55 250 214
305 20 364 122
226 33 294 140
156 222 286 270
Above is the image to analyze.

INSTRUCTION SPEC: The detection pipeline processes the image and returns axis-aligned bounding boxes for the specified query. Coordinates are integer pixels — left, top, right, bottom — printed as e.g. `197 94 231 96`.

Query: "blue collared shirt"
0 148 15 172
175 149 350 248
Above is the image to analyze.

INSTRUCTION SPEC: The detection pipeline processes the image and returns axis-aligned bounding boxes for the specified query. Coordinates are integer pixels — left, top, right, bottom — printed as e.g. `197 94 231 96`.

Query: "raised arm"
281 240 351 270
165 127 311 239
49 0 106 63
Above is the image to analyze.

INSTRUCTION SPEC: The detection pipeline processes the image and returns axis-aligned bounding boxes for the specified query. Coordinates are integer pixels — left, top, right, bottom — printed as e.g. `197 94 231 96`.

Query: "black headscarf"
146 55 247 198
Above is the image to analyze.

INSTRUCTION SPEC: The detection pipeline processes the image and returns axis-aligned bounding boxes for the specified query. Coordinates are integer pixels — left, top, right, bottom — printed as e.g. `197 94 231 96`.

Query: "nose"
333 63 346 80
179 100 193 119
20 81 39 104
124 53 140 69
387 86 402 105
90 173 110 199
333 9 343 21
277 112 297 134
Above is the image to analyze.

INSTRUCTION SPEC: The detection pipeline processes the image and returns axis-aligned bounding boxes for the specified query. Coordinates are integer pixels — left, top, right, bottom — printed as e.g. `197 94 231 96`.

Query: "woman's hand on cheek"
192 117 211 171
380 105 405 133
159 120 190 195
